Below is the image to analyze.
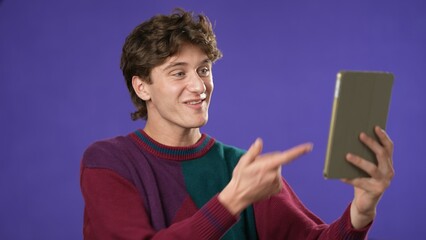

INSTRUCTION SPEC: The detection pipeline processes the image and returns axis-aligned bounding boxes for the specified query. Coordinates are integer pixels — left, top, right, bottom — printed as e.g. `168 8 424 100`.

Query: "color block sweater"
80 130 370 239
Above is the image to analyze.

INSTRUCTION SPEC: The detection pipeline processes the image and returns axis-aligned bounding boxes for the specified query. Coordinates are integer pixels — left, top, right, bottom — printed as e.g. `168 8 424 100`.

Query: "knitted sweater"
80 130 370 239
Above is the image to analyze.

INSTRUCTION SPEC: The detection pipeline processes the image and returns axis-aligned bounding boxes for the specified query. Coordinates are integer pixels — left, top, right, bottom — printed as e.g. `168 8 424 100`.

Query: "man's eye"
198 67 210 77
173 72 185 77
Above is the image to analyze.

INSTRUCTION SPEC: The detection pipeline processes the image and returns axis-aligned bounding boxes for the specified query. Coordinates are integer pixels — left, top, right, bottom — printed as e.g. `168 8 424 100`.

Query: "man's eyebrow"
202 59 212 65
163 58 212 71
163 62 187 71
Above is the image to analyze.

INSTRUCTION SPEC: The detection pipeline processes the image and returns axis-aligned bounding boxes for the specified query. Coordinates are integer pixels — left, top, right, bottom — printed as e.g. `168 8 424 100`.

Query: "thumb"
240 138 263 165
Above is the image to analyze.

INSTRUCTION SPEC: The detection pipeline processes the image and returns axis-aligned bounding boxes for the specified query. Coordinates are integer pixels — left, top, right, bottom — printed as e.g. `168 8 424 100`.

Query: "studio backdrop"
1 0 425 239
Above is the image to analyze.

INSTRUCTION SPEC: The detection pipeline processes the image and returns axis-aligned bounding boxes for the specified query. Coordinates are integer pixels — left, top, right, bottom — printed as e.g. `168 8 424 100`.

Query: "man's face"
141 44 214 131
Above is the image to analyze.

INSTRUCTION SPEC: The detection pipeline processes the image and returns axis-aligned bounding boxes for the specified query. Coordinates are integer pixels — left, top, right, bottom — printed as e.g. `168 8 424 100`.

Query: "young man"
80 9 394 239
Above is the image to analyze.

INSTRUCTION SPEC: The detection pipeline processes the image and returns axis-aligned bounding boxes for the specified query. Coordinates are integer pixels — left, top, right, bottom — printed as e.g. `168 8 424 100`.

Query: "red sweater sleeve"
253 178 371 240
80 168 238 240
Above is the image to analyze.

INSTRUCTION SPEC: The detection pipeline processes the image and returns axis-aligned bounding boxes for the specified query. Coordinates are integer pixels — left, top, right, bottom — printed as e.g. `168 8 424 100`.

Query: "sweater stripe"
130 130 215 161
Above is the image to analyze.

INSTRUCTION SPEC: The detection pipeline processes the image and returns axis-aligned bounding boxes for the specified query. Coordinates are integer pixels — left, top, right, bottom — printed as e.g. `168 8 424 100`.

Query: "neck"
143 121 202 147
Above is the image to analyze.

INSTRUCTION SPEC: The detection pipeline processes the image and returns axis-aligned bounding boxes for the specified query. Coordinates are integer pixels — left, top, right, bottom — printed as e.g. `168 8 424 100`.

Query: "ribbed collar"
130 129 216 161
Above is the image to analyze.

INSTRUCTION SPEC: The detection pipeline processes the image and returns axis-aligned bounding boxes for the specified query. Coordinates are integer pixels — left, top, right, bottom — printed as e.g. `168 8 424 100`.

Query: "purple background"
1 0 425 239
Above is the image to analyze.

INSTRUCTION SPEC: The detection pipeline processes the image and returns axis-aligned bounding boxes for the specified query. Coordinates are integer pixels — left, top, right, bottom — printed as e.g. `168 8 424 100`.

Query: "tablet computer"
323 71 394 179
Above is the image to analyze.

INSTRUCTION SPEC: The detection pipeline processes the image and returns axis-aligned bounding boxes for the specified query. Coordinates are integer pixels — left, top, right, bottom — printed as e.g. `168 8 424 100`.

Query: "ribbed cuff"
192 195 238 239
336 203 372 240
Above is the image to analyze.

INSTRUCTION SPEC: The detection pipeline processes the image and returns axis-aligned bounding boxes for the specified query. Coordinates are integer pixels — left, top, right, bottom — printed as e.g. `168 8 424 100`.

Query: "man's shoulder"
81 134 136 169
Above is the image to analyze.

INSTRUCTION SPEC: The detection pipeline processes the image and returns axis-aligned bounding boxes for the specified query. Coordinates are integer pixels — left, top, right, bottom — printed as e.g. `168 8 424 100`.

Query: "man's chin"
188 118 208 129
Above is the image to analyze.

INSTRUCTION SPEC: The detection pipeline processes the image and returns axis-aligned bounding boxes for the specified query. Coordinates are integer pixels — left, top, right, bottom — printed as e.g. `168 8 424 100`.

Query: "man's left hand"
341 126 395 229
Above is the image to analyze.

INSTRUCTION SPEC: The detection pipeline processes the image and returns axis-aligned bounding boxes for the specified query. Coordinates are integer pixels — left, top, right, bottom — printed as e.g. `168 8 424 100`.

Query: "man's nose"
187 72 206 93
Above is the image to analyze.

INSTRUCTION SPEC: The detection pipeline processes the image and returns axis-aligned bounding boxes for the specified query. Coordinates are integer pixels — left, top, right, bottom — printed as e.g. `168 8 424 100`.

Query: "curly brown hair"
120 9 223 120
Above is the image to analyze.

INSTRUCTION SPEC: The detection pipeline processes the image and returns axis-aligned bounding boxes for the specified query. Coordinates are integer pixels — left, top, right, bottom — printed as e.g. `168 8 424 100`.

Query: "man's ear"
132 76 151 101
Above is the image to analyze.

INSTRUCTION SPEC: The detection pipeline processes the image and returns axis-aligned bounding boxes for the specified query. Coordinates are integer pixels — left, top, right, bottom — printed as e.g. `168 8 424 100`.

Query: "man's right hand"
218 138 313 216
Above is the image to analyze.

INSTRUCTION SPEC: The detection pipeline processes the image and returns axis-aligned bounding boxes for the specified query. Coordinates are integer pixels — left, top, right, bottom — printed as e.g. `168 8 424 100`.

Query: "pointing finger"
267 143 313 168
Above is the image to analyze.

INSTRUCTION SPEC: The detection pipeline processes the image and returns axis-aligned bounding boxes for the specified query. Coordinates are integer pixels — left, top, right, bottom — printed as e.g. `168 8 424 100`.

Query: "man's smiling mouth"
184 93 207 105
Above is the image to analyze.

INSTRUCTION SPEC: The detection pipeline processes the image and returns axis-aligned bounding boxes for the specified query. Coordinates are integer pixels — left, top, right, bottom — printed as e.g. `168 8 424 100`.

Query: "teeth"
187 100 202 105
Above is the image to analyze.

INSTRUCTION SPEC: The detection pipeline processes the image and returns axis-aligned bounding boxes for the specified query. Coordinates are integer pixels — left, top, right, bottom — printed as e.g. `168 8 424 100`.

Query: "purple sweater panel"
82 134 190 230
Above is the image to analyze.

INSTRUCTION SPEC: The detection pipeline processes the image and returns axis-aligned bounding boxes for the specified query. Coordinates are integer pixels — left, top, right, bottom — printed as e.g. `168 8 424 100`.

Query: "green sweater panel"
181 140 258 240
